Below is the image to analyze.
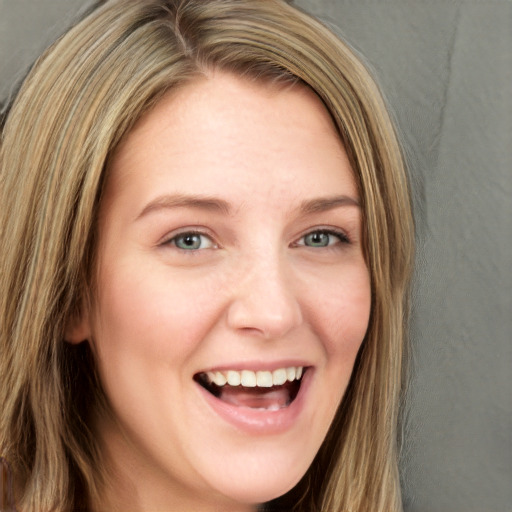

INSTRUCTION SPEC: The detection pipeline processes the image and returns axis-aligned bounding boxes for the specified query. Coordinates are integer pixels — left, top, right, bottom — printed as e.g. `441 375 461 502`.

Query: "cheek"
293 264 371 454
91 261 228 364
304 264 371 358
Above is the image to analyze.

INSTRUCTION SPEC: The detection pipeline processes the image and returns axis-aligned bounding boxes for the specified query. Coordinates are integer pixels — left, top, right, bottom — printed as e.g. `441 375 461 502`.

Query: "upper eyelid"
159 227 216 245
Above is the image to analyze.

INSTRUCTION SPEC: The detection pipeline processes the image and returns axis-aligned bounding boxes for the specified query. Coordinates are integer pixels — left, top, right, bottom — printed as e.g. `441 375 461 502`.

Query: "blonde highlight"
0 1 414 510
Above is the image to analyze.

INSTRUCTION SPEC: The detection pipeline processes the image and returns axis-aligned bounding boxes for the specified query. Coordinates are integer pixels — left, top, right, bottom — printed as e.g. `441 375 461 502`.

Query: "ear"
64 303 92 344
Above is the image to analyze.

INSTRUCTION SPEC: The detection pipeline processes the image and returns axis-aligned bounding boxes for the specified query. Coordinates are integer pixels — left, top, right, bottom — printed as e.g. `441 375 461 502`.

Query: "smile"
195 366 307 412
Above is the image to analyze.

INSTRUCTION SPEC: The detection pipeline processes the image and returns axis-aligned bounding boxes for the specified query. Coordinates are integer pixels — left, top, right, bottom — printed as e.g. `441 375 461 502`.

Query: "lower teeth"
251 404 283 411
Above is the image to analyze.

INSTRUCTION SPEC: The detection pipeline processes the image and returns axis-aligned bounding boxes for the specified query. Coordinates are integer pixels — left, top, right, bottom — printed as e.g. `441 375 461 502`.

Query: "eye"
166 231 216 251
296 229 349 248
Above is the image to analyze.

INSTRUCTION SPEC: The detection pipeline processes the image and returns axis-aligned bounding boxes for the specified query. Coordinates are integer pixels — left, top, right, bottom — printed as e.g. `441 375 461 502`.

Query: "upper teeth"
204 366 304 388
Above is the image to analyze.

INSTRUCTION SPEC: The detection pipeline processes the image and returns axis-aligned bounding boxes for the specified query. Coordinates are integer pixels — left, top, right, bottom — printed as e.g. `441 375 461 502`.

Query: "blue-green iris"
174 233 203 250
304 232 331 247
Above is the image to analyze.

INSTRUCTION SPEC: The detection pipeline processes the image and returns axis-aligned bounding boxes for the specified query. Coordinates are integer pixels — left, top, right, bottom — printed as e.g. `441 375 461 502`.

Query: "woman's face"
79 73 371 511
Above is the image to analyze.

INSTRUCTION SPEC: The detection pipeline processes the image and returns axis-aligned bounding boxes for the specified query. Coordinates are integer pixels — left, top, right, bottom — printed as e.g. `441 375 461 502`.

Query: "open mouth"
194 367 307 411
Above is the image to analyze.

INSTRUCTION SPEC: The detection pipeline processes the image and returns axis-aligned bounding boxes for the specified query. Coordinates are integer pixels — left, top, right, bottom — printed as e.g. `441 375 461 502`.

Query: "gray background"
1 1 511 511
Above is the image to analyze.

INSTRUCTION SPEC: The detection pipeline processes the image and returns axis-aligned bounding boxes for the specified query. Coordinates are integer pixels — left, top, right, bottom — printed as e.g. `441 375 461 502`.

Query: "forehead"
104 72 357 212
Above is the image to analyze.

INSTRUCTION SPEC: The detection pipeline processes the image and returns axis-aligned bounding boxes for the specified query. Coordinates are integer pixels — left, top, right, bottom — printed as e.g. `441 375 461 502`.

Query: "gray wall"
298 2 511 511
1 1 511 511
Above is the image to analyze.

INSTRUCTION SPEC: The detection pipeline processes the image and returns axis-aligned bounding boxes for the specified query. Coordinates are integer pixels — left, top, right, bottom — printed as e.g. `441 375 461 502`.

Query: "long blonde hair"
0 1 414 510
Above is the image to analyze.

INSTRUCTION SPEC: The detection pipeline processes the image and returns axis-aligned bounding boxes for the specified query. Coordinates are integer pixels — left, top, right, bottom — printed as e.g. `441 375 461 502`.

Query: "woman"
0 0 414 511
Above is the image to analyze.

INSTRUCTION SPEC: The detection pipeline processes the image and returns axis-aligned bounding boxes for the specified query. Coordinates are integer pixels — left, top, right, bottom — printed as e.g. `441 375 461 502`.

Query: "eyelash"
294 228 351 248
161 227 350 252
162 230 216 251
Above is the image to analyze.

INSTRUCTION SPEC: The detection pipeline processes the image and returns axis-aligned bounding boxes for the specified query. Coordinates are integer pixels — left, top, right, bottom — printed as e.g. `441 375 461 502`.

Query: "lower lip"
196 369 313 435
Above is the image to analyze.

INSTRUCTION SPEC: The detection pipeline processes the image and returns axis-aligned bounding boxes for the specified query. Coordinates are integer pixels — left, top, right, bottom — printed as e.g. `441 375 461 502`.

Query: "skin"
68 72 371 512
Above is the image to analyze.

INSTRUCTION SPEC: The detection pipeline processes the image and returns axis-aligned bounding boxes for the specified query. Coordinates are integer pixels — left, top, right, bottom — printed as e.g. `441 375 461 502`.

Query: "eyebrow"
299 195 360 214
136 194 232 220
136 193 360 221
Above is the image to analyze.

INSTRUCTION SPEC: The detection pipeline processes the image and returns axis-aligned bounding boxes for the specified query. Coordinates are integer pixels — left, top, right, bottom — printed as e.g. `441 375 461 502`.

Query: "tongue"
219 385 291 409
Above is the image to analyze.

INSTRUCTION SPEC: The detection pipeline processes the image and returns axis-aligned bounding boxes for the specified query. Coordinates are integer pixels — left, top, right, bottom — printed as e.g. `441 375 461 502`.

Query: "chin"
197 443 313 507
214 474 301 507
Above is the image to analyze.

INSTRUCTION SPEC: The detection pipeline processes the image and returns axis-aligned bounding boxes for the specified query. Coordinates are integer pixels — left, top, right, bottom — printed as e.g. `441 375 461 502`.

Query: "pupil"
308 232 328 246
180 234 200 249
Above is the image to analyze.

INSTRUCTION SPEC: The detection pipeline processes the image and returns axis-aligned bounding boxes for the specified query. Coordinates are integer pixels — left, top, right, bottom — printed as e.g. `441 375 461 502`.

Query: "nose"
226 256 303 340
